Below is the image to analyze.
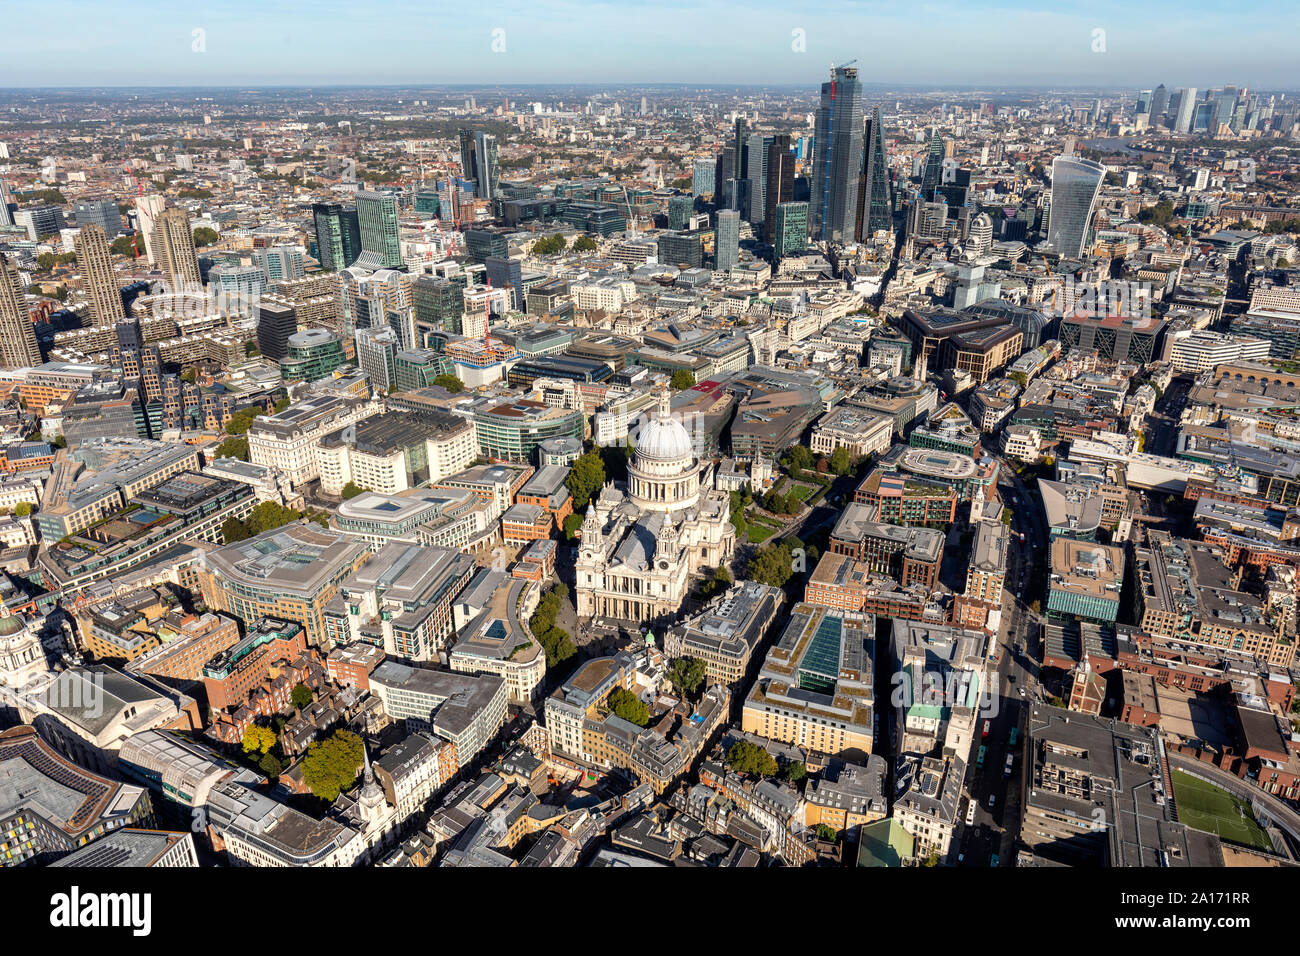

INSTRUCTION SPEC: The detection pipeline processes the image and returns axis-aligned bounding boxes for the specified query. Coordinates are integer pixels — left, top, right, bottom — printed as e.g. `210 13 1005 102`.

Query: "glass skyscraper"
691 158 716 198
356 190 403 270
715 209 740 270
773 202 808 261
312 202 361 271
1047 156 1105 259
919 134 944 202
856 107 893 239
810 65 864 244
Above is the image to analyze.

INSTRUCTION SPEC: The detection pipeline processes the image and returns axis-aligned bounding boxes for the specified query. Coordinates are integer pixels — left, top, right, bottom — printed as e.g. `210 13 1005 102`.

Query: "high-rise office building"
1173 88 1198 133
155 207 202 293
691 158 716 198
732 117 748 185
773 202 809 260
256 302 298 362
469 132 500 202
715 209 740 270
667 195 694 231
810 65 864 244
355 191 403 270
313 202 362 272
255 245 306 282
919 134 944 201
74 224 125 325
74 197 123 238
764 135 795 243
1150 84 1169 120
458 129 479 186
856 107 893 239
746 132 772 227
0 253 41 369
1047 156 1105 259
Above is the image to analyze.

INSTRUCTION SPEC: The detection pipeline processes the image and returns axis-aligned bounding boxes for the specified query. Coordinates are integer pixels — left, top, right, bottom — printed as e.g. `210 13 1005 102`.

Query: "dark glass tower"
920 134 944 201
764 134 795 243
312 202 361 271
855 106 893 239
810 65 864 244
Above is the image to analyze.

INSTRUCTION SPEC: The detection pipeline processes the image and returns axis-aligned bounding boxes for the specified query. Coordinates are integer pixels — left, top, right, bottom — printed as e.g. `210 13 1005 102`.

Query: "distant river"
1078 137 1147 155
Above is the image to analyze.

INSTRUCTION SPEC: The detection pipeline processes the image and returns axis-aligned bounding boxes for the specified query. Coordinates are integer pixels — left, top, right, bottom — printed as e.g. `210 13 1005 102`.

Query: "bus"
1008 727 1018 748
976 745 987 768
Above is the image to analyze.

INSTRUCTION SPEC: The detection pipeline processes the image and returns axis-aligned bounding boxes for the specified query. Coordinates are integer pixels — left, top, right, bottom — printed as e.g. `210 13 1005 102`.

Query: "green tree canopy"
748 543 794 588
532 233 567 255
214 435 249 461
300 730 365 803
829 446 853 476
291 683 314 709
670 369 696 390
340 481 367 500
565 450 606 510
433 373 465 393
668 657 708 702
726 740 779 777
572 235 599 253
608 686 650 727
192 225 219 247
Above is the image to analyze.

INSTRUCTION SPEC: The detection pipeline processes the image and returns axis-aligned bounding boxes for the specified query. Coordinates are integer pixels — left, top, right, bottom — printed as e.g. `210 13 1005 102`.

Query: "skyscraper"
74 223 125 324
0 253 41 369
715 210 740 270
764 135 795 243
1150 84 1169 120
772 202 809 261
1047 156 1105 259
355 191 403 271
692 158 716 198
810 65 864 244
746 132 772 227
313 202 362 272
474 132 499 202
458 129 479 185
155 207 202 293
1173 88 1198 133
855 107 893 239
919 133 944 202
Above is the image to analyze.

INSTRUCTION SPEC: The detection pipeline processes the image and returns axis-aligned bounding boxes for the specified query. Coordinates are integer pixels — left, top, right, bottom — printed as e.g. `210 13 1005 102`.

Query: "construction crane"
121 161 151 259
828 59 858 99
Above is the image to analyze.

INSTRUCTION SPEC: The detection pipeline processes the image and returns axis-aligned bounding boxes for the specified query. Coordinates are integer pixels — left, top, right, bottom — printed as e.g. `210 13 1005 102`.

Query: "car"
990 853 999 867
988 794 996 808
1018 687 1026 697
958 852 965 863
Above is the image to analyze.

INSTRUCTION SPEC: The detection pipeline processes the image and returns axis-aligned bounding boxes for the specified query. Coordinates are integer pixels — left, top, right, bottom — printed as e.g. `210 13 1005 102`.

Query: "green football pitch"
1171 769 1272 851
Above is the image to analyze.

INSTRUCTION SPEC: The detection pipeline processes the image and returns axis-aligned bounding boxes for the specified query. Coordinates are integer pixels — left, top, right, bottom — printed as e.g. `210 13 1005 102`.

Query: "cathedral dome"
635 414 693 464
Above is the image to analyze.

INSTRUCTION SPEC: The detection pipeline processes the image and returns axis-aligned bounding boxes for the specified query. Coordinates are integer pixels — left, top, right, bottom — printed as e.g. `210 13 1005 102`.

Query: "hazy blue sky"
2 0 1295 89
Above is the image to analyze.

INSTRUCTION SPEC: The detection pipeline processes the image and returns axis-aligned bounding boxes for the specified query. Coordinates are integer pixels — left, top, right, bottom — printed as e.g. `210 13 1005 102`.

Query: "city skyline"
0 0 1295 89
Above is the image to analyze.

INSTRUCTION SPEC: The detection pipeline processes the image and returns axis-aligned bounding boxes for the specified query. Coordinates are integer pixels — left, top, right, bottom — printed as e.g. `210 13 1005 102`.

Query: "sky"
2 0 1296 90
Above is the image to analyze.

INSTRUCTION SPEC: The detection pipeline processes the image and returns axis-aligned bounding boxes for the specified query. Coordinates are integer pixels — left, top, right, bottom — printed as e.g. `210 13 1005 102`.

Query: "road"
955 455 1048 866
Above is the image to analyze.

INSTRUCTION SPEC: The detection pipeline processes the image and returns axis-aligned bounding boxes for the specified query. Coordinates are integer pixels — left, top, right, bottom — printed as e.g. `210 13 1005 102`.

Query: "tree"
829 446 853 476
563 512 584 541
815 823 838 842
241 724 276 756
300 730 365 803
607 686 650 727
786 444 814 472
110 235 139 257
291 683 314 709
572 235 598 253
192 226 219 247
258 753 283 778
340 481 367 500
565 450 606 510
670 369 696 390
222 515 252 543
433 373 465 393
784 761 807 783
214 435 249 461
668 657 708 702
13 502 31 518
726 740 779 777
748 543 794 588
225 406 262 435
274 397 292 413
531 233 567 255
180 368 198 384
